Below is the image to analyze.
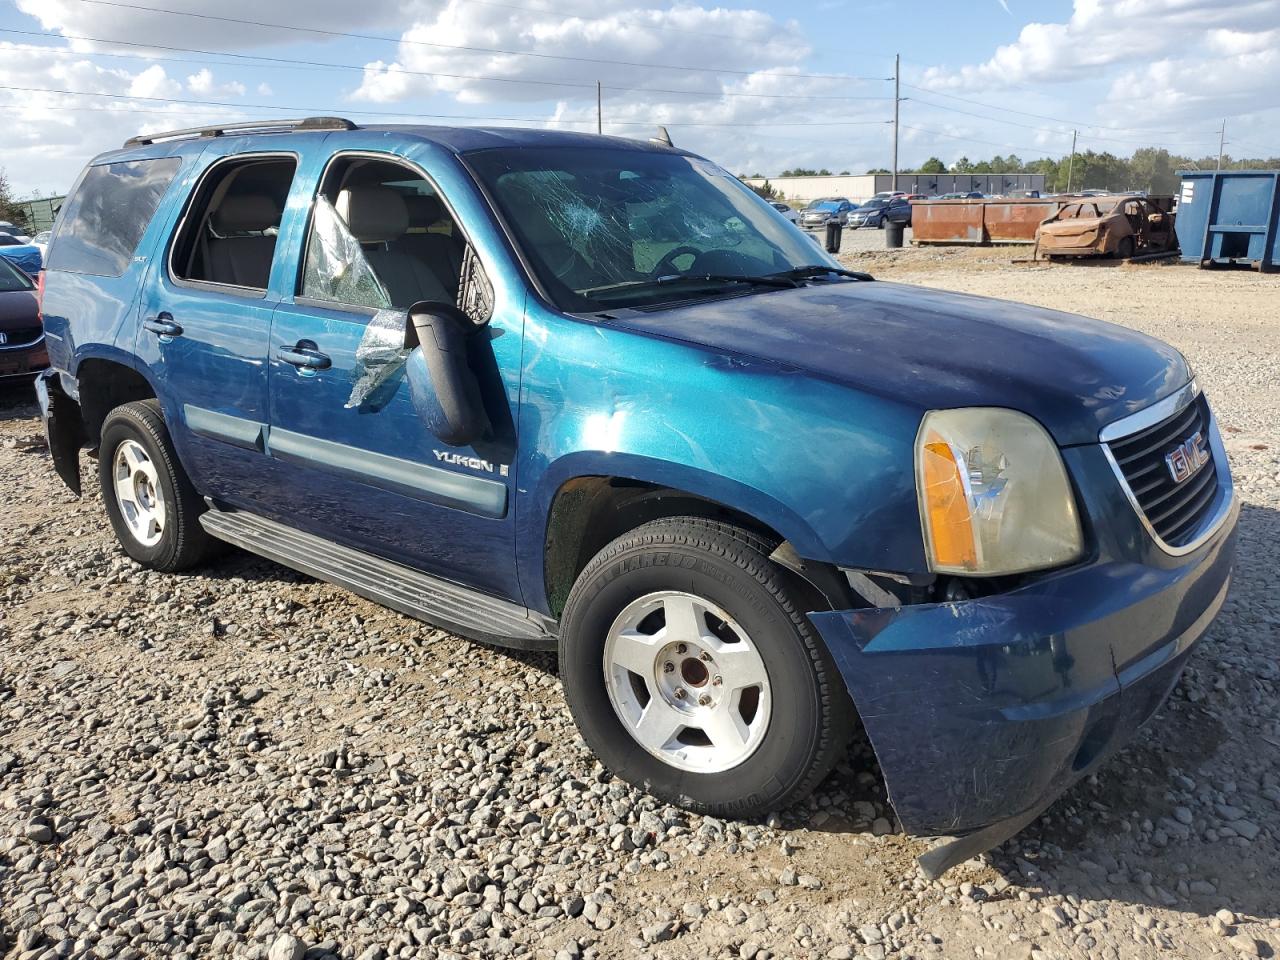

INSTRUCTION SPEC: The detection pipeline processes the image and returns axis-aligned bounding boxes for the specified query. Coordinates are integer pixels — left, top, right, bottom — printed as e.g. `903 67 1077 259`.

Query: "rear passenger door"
264 147 524 601
135 145 301 508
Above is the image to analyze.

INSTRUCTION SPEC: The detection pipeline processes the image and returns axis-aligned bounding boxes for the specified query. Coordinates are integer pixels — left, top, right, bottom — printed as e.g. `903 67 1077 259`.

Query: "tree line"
743 147 1280 197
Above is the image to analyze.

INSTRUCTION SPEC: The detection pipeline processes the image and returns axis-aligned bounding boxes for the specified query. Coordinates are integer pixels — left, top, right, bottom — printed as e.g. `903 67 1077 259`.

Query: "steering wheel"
651 245 704 277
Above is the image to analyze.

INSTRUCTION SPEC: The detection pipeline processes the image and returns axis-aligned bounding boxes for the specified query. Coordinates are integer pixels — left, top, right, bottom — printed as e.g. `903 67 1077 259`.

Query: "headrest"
211 194 281 233
403 193 444 228
337 186 409 243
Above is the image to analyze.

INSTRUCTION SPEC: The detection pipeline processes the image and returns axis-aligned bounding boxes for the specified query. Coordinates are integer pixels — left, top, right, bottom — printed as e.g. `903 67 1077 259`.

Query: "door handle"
143 314 183 339
277 342 331 371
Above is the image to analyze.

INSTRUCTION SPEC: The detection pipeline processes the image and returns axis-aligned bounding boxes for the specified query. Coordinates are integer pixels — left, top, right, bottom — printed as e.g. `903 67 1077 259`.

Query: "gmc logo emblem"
1165 431 1209 484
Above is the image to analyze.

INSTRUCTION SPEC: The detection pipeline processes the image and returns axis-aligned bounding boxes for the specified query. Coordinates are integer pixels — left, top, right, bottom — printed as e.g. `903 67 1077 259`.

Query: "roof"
104 117 693 163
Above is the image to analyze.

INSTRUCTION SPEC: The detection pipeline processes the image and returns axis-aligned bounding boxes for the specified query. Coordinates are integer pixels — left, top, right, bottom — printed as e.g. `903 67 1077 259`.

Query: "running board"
199 507 555 650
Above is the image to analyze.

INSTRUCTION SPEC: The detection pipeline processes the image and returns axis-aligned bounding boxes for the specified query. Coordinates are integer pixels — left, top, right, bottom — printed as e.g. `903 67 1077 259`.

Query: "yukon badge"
1164 431 1209 484
434 449 509 477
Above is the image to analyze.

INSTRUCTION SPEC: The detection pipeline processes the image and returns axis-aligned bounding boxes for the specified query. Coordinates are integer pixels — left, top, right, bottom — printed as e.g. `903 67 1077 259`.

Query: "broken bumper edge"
808 506 1237 875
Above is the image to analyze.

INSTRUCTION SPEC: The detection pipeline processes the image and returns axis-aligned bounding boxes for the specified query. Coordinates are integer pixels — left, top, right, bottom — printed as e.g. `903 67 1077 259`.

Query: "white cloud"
186 68 247 98
921 0 1280 89
0 43 242 194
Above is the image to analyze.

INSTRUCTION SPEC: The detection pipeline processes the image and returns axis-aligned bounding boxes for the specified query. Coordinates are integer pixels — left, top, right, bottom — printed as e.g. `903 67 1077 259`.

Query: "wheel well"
77 360 156 443
543 477 805 618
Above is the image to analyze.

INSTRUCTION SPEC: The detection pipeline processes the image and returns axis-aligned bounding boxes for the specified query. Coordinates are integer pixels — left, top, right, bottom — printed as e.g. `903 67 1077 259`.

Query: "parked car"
37 118 1236 878
0 254 47 381
870 191 907 202
32 230 52 257
1036 195 1177 260
0 221 32 243
0 233 42 276
848 197 912 229
768 201 800 224
798 198 854 228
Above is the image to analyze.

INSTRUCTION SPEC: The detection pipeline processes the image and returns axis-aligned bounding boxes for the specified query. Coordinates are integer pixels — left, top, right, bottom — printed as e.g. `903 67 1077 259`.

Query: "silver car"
798 199 854 229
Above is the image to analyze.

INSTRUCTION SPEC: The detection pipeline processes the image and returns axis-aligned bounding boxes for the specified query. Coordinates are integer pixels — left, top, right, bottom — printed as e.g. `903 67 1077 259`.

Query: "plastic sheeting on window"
346 307 411 410
301 196 392 311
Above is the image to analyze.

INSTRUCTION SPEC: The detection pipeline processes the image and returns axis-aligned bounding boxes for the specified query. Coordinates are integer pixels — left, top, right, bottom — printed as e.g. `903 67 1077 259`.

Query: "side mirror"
405 301 492 447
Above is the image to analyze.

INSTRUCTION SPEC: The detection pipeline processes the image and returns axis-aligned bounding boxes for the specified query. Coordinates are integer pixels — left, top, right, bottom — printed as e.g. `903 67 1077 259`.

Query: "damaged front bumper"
809 477 1237 876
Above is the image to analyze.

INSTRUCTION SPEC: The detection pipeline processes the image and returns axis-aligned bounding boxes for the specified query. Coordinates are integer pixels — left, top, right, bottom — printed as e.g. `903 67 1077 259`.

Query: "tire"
559 517 851 818
98 399 213 572
1116 236 1135 260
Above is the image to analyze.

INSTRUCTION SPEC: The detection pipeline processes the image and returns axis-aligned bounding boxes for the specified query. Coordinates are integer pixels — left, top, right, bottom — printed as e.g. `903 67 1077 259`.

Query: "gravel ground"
2 252 1278 960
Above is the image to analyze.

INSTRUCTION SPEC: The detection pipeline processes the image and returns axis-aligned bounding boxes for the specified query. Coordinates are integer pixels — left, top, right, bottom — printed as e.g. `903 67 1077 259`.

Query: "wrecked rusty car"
39 121 1234 878
1036 195 1177 259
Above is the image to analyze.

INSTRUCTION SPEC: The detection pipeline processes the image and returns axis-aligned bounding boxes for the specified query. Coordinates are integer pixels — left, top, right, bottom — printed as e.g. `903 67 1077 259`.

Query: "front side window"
171 156 297 291
466 146 836 312
47 158 181 277
300 156 468 312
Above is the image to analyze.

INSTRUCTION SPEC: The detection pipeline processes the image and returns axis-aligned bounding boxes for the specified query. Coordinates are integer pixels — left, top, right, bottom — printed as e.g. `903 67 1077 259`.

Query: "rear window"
48 158 181 277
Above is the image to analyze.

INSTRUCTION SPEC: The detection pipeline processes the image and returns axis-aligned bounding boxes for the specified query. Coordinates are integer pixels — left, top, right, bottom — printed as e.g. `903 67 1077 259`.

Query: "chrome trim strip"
183 404 266 452
267 428 508 519
1098 379 1199 442
1098 385 1236 557
0 331 45 351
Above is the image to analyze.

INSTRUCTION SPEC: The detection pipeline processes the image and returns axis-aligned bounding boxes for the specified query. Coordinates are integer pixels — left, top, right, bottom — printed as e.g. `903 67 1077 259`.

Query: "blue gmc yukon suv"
37 118 1237 874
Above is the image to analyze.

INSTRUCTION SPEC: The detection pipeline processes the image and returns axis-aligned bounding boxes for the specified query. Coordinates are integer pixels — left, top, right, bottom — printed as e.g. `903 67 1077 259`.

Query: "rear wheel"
98 400 213 571
559 517 851 817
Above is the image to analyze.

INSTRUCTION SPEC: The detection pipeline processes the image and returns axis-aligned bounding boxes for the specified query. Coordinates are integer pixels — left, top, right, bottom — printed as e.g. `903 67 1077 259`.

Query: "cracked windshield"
467 147 835 312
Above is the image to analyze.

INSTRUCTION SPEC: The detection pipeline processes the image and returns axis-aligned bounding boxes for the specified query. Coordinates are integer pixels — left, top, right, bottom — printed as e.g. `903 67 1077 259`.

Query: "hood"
607 280 1190 446
0 289 38 329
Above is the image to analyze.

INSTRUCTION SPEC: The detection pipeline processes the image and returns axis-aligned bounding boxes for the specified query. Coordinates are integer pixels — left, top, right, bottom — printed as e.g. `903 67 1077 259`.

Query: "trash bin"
885 220 905 248
824 218 842 253
1175 170 1279 271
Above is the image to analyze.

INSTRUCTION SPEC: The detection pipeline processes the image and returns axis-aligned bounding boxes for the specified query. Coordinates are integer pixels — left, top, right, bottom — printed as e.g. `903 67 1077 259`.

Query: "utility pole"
596 81 602 135
891 53 900 192
1065 129 1077 194
1217 119 1226 171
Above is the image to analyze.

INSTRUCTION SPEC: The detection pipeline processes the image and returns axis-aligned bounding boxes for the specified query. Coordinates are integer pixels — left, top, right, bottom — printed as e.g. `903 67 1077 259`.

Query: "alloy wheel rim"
603 591 771 773
112 439 166 547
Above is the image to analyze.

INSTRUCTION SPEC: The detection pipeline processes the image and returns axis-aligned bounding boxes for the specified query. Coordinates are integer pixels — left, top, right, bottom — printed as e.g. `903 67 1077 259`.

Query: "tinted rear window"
48 158 181 277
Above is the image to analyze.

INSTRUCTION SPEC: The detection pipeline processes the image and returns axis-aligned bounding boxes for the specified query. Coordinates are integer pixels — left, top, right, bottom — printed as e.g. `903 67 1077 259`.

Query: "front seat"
337 186 451 308
398 194 464 298
204 194 281 289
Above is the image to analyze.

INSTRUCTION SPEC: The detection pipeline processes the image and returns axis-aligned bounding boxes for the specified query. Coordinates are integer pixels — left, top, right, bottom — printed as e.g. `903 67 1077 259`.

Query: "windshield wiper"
654 272 799 289
771 265 874 282
585 273 799 297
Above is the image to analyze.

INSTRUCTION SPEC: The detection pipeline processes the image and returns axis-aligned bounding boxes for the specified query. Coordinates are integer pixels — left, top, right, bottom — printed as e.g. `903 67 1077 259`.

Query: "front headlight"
915 408 1084 576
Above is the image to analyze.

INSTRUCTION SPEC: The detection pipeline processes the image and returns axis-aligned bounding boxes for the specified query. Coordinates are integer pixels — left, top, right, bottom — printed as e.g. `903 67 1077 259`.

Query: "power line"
1 29 893 103
0 82 894 128
63 0 892 82
898 123 1057 157
904 91 1223 147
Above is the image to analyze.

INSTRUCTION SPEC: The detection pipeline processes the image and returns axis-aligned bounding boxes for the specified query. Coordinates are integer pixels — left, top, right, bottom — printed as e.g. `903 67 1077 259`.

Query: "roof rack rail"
124 116 357 148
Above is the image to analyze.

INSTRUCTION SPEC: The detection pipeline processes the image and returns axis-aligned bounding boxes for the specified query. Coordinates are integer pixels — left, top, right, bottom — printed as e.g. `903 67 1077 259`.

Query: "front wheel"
559 518 851 817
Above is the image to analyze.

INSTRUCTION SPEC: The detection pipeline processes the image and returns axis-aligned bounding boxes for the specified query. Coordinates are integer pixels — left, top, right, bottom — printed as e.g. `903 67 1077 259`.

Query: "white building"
743 172 1046 203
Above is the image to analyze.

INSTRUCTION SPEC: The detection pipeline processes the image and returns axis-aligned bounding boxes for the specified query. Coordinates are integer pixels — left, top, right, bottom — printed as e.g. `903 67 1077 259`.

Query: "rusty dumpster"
911 198 1068 246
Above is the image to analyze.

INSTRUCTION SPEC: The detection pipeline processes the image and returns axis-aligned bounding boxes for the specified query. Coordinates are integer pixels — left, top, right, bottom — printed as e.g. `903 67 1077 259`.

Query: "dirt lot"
1 250 1278 960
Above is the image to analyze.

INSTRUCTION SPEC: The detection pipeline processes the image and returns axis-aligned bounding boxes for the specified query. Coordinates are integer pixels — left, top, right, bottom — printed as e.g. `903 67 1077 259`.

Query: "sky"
1 0 1278 196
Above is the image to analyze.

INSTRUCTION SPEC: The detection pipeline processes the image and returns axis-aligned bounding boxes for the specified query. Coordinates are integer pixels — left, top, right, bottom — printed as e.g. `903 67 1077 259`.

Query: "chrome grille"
0 326 43 349
1105 393 1219 548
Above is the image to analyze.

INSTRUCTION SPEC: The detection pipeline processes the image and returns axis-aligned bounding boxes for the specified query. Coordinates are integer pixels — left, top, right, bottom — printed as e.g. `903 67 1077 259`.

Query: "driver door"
264 148 524 599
